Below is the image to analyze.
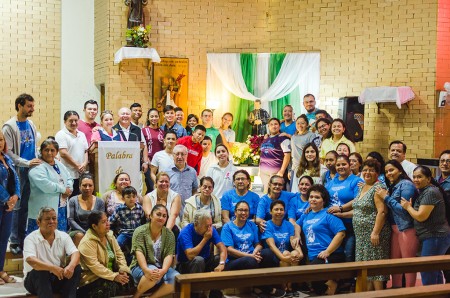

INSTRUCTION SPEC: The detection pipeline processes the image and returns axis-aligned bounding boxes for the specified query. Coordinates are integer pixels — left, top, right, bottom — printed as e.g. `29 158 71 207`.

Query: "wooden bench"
317 283 450 297
175 255 450 297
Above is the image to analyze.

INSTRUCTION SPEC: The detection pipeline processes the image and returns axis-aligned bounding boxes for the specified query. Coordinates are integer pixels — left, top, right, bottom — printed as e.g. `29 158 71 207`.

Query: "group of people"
0 93 450 298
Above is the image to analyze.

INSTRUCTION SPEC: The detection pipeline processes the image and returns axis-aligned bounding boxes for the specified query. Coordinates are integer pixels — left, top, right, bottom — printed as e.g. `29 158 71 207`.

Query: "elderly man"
166 145 198 211
389 140 416 180
176 209 227 298
23 207 81 298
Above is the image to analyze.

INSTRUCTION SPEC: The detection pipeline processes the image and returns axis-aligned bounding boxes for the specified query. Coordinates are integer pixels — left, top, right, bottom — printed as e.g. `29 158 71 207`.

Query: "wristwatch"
219 261 225 265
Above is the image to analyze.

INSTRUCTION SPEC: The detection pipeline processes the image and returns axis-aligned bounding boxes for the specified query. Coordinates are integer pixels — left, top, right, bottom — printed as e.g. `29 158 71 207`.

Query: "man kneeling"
23 207 81 298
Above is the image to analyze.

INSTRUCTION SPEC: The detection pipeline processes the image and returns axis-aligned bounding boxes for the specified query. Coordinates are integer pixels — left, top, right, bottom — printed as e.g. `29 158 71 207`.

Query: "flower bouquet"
246 134 264 165
230 142 251 165
126 25 152 48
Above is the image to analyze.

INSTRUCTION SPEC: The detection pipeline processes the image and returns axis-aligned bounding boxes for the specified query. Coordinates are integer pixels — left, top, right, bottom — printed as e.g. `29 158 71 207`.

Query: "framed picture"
152 57 189 121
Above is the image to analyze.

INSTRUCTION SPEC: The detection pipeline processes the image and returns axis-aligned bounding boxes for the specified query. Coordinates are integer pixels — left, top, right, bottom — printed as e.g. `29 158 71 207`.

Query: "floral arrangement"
126 25 152 48
230 135 264 165
246 134 264 165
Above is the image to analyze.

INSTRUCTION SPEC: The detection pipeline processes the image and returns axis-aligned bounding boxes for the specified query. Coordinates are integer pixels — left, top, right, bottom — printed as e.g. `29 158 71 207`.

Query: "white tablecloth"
358 86 415 109
114 47 161 64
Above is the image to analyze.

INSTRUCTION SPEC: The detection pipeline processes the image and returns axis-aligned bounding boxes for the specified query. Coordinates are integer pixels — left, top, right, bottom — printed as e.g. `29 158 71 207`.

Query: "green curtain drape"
269 53 290 119
230 53 256 142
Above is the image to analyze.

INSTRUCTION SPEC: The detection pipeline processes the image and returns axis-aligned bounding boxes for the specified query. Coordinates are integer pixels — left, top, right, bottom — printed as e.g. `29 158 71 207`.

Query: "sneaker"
269 288 286 298
9 244 22 255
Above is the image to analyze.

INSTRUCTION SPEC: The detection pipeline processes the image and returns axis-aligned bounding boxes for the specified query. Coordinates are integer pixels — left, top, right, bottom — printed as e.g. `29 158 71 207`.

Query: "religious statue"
248 99 270 135
125 0 148 29
158 72 186 108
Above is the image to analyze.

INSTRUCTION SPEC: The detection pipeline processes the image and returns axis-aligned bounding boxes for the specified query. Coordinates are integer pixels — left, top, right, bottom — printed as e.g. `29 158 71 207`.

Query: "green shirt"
130 224 176 270
106 240 115 271
206 127 220 152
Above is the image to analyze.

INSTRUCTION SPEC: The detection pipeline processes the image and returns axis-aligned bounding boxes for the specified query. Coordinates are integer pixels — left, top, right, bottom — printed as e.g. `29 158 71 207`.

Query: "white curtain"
206 52 320 104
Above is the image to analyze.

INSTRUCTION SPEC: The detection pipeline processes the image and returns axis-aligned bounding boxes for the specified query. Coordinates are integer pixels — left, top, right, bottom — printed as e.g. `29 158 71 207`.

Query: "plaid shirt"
109 203 145 235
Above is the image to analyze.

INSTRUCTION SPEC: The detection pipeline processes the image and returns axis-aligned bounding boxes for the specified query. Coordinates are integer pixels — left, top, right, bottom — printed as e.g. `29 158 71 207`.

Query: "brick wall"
0 0 61 140
98 0 439 160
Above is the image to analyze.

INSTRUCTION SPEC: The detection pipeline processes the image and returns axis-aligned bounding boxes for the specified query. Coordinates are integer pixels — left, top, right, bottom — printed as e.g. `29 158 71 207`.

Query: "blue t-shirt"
221 220 259 256
256 191 295 221
287 193 310 221
176 223 222 263
296 209 346 260
326 174 362 224
280 121 296 136
261 220 294 251
161 123 187 139
17 120 36 160
221 189 260 220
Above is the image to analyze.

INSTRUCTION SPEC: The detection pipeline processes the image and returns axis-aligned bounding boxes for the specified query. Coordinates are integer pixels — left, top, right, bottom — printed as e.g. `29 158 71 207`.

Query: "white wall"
61 0 100 129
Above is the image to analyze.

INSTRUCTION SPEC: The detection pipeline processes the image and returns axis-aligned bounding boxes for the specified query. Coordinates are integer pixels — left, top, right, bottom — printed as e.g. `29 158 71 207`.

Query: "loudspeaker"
338 97 364 142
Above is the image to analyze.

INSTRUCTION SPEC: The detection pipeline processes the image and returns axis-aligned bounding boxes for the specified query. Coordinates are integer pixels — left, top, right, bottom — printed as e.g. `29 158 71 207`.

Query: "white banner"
98 141 141 194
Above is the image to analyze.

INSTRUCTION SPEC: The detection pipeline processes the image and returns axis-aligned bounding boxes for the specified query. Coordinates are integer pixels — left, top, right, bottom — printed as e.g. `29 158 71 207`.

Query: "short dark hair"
83 99 98 109
174 107 183 112
201 109 213 116
40 138 59 152
130 103 142 109
87 211 106 230
303 94 315 100
122 186 137 197
268 117 281 125
200 176 215 188
194 124 206 133
163 105 175 113
202 135 212 142
367 151 385 174
307 184 330 207
15 94 34 111
164 131 177 139
362 159 381 175
234 200 250 212
440 150 450 159
389 140 407 153
186 114 199 126
270 199 285 211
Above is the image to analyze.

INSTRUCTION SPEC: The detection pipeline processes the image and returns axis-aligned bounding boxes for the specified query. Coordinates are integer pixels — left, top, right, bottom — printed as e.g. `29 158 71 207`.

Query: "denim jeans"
10 167 30 247
343 223 355 262
0 205 13 270
420 234 450 285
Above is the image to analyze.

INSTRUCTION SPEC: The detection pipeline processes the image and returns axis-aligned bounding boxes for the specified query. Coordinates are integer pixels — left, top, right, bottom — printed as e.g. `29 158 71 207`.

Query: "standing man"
198 136 217 179
113 107 149 193
175 107 185 126
280 105 296 137
389 140 416 180
177 125 206 175
303 94 318 125
161 105 187 138
150 131 177 184
23 207 81 298
166 145 198 212
130 102 143 128
3 93 41 255
78 100 100 145
201 109 220 152
176 209 227 298
438 150 450 195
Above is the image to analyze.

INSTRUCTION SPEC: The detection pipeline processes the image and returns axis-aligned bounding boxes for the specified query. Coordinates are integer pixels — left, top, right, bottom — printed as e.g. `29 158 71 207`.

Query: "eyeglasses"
440 159 450 164
236 209 249 213
235 177 248 181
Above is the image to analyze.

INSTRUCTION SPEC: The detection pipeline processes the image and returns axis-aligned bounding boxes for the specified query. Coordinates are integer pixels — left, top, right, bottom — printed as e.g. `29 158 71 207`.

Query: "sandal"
0 272 16 283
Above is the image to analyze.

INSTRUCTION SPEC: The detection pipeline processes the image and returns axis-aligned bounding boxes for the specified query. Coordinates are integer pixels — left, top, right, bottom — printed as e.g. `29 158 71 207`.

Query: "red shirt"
177 136 202 175
78 119 100 145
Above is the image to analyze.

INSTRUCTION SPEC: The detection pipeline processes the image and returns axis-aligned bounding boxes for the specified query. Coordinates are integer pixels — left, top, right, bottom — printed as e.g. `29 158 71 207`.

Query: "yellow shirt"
319 135 356 159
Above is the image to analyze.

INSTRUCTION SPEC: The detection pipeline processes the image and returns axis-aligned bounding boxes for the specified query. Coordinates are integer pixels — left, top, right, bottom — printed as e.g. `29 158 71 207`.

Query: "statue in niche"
125 0 148 29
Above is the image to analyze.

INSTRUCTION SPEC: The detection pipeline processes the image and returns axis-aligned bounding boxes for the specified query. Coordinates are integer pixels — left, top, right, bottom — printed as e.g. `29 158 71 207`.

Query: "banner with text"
98 141 141 194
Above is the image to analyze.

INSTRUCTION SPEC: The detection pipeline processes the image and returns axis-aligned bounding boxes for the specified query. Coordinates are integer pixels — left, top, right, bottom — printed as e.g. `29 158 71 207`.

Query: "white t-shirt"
199 152 218 179
401 159 416 180
151 150 174 173
206 162 237 199
55 127 88 179
23 229 78 278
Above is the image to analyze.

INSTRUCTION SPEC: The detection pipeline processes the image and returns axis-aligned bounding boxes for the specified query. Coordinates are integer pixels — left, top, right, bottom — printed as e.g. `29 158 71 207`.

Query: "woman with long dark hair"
319 119 355 159
400 166 450 285
291 142 326 192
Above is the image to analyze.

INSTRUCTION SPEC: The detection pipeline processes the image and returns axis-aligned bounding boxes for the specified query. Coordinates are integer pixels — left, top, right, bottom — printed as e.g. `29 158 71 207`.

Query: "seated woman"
296 184 346 295
78 211 131 298
260 200 303 296
68 173 105 247
102 172 141 216
142 172 181 237
221 170 260 224
182 176 222 230
221 201 262 270
130 204 179 298
256 175 295 233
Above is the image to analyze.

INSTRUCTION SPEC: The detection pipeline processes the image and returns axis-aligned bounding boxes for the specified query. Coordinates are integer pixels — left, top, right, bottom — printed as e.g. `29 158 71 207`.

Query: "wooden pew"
318 284 450 297
175 255 450 298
